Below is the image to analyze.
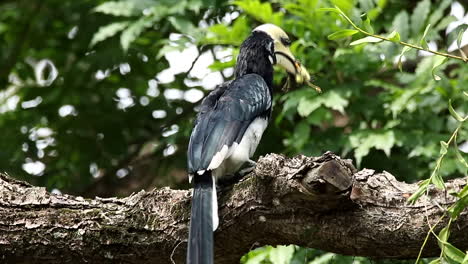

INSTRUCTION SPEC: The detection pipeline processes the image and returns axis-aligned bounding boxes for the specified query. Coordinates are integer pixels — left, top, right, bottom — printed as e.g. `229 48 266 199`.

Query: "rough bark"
0 152 467 264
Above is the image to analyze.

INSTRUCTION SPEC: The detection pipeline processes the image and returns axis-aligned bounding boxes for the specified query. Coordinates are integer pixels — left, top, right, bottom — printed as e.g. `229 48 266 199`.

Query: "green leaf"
168 16 197 35
298 97 321 116
444 243 466 263
269 245 295 264
428 259 441 264
317 7 340 14
411 0 431 35
435 15 458 32
454 138 468 169
120 16 155 51
440 141 449 155
428 0 451 26
322 91 349 114
456 25 468 61
241 246 272 264
327 29 359 40
419 24 431 49
448 195 468 219
432 56 448 81
448 100 464 122
462 251 468 264
432 172 445 189
438 226 450 248
90 22 130 47
350 36 382 45
358 0 374 12
437 227 461 264
391 11 409 40
458 184 468 199
93 1 138 17
234 0 283 24
397 46 411 71
350 130 396 167
387 30 400 43
360 13 374 34
297 90 348 116
456 25 468 51
407 179 430 203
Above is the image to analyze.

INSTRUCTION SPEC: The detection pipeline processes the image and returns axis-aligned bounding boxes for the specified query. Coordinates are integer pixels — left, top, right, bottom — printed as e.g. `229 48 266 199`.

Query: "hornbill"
186 24 313 264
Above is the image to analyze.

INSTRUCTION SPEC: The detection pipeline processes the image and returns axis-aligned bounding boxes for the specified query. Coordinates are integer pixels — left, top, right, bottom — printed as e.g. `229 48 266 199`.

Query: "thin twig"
170 240 184 264
335 7 467 62
415 213 446 263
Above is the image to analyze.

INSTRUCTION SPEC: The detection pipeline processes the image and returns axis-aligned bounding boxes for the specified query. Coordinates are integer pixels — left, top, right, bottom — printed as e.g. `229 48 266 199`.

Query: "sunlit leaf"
428 0 451 26
391 11 409 40
457 25 468 60
350 36 382 45
411 0 431 35
387 30 400 43
327 29 359 40
444 243 466 263
407 179 430 203
448 195 468 219
419 24 431 49
438 226 449 247
350 130 396 167
454 140 468 169
297 91 348 116
93 1 138 17
432 172 445 189
448 100 464 122
462 251 468 264
360 13 374 34
241 246 272 264
317 7 340 14
440 141 449 155
168 16 198 35
90 22 129 47
234 0 283 24
398 46 411 71
460 185 468 198
120 16 155 51
432 56 448 81
269 245 295 264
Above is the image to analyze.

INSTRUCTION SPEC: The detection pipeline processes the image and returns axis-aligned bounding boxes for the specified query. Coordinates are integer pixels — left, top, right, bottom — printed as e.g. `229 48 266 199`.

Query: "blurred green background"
0 0 467 263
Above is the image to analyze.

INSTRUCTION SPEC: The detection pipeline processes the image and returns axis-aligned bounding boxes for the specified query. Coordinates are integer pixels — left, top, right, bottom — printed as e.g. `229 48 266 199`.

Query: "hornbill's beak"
275 50 321 93
253 23 322 92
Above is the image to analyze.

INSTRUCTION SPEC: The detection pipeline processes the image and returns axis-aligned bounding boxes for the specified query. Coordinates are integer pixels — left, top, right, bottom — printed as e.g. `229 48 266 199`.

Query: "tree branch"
0 152 467 263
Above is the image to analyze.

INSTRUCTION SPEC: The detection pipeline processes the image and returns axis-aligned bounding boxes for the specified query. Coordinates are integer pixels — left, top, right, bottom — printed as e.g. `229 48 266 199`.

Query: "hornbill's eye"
281 37 291 46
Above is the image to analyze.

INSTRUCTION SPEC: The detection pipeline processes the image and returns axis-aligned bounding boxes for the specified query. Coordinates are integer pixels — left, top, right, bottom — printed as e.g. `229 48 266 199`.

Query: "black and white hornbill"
186 24 313 264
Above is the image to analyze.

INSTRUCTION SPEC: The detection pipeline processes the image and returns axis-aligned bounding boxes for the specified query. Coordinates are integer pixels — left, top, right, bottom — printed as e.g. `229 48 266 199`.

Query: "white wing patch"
207 145 230 170
230 117 268 164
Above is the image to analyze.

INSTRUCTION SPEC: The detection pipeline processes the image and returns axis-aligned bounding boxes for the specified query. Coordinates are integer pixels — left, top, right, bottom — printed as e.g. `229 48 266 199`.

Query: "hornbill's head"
254 24 320 92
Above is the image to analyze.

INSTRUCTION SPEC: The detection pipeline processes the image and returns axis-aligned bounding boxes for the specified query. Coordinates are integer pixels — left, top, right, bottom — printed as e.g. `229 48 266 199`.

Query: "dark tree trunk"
0 152 466 264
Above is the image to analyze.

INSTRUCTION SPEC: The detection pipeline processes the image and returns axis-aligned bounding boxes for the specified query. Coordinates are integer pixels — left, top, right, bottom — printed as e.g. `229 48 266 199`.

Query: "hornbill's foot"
236 159 256 180
217 160 257 191
217 173 238 192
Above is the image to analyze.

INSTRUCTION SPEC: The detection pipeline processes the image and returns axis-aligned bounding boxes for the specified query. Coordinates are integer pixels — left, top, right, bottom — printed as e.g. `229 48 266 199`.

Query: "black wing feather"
187 74 271 174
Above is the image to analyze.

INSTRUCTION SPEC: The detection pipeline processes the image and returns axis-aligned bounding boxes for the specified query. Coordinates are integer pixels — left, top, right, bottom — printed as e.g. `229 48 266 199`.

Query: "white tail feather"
212 175 219 231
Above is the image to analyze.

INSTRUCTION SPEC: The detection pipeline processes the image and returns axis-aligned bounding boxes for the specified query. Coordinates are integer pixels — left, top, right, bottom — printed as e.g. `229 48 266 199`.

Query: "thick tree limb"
0 152 467 263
